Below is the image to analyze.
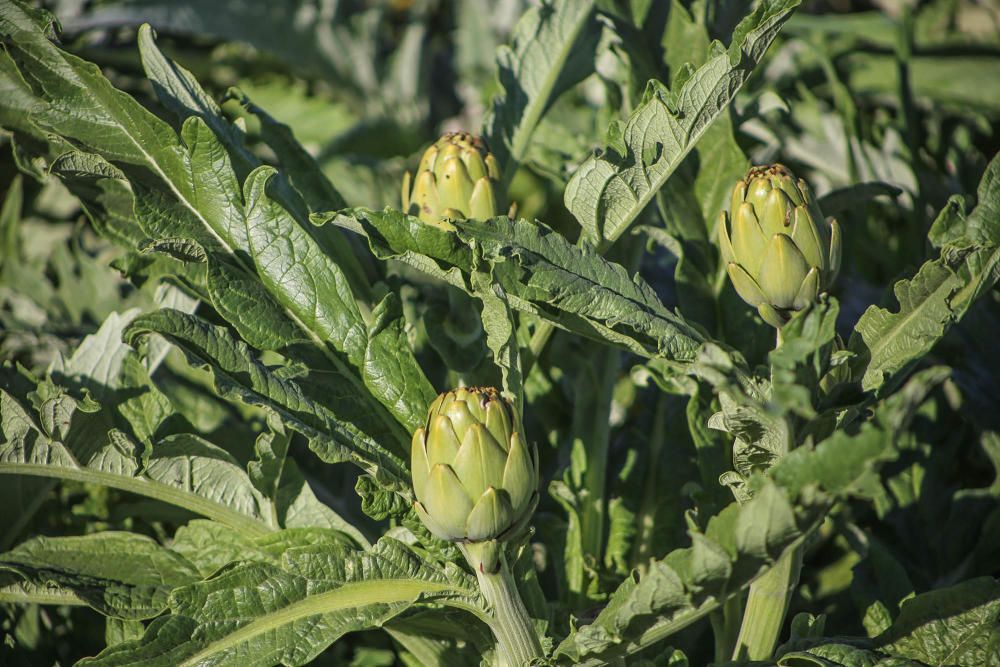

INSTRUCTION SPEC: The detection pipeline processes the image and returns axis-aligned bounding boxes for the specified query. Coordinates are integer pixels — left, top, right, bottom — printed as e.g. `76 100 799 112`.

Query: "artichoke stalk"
724 165 841 660
411 387 538 544
411 388 544 666
402 132 512 231
719 164 842 328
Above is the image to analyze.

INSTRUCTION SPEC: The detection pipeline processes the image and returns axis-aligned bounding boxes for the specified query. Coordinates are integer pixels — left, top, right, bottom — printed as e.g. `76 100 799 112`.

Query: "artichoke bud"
402 132 510 231
411 387 539 543
718 164 842 328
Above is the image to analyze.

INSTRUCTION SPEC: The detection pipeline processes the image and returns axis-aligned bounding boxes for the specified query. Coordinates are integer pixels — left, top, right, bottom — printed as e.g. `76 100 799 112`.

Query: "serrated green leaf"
135 28 372 298
78 538 481 667
241 167 429 441
564 0 798 246
243 164 365 352
0 388 276 536
850 153 1000 394
0 11 431 457
324 210 707 360
458 217 707 359
656 2 750 325
124 309 410 495
363 293 437 434
0 574 86 607
203 256 308 351
876 577 1000 666
777 643 923 666
106 618 146 648
777 578 1000 667
483 0 599 182
225 87 345 212
168 520 357 579
473 277 522 412
554 479 819 666
0 4 187 175
0 307 301 537
554 365 953 665
0 532 199 620
136 24 255 177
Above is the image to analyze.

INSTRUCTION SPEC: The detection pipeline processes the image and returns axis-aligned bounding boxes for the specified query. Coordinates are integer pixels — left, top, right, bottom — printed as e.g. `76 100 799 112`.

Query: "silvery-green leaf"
564 0 798 246
850 153 1000 394
0 533 199 619
483 0 599 182
77 538 481 667
124 309 411 495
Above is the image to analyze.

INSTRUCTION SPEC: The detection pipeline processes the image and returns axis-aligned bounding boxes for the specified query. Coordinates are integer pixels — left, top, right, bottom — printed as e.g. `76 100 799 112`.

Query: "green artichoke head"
411 387 538 543
402 132 509 231
718 164 842 328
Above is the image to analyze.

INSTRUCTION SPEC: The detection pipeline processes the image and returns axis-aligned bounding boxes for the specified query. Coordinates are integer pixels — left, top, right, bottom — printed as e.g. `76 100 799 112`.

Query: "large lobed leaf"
555 481 819 666
0 312 272 537
123 309 411 495
777 577 1000 666
0 525 363 623
322 209 707 362
652 1 752 337
564 0 799 246
77 538 481 667
554 367 947 665
850 152 1000 394
483 0 600 181
0 306 365 543
0 2 436 487
0 533 199 620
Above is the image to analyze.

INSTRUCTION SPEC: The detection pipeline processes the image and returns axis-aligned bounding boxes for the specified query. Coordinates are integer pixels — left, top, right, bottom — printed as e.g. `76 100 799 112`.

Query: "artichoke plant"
718 164 842 328
411 387 538 543
401 132 509 230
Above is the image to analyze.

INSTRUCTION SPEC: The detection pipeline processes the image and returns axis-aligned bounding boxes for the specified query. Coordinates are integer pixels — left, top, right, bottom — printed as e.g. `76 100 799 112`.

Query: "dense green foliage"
0 0 998 665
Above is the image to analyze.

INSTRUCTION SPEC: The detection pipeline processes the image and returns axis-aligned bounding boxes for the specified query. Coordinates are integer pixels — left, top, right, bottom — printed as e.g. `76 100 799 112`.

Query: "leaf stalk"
731 544 803 660
461 541 544 667
731 322 802 659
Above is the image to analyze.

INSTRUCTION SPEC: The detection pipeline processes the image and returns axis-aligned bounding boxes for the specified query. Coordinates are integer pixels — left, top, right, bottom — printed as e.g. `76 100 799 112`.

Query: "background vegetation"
1 0 998 665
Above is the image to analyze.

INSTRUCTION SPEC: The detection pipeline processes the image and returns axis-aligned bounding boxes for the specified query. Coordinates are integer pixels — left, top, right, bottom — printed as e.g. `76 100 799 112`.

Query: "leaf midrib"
0 463 271 537
0 585 86 607
178 579 456 667
503 1 595 186
30 34 409 454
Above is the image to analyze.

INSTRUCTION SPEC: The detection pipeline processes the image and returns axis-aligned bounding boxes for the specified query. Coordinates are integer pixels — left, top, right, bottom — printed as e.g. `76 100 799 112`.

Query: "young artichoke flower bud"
401 132 512 231
718 164 842 329
411 387 539 543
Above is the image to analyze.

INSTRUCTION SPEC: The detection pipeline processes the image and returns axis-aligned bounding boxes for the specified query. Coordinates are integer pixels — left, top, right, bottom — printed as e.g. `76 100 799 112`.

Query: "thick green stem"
461 542 544 667
732 323 800 660
574 346 618 586
521 321 555 377
732 543 803 660
631 396 669 568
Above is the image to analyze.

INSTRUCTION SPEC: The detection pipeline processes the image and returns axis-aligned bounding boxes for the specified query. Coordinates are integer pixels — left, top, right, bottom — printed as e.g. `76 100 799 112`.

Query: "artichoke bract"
719 164 842 328
411 387 538 543
401 132 508 230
